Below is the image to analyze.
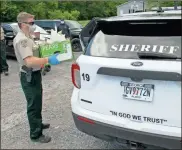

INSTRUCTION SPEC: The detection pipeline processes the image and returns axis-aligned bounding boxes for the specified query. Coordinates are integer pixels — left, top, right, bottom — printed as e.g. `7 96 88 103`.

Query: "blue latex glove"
48 53 61 65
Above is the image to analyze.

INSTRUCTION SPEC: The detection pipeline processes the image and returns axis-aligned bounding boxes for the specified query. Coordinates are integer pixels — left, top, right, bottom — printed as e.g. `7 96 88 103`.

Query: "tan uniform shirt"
1 27 5 40
13 30 41 72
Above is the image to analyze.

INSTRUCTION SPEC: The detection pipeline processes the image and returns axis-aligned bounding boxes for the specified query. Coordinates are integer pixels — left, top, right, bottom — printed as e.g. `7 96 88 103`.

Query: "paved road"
1 52 124 149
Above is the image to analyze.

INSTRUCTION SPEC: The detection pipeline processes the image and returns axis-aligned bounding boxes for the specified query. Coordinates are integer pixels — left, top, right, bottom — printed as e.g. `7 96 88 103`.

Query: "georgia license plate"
120 81 154 102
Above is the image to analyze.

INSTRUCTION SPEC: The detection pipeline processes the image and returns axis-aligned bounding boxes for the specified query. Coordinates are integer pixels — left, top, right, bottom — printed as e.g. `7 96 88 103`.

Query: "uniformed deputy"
1 26 9 76
13 12 61 143
57 19 70 39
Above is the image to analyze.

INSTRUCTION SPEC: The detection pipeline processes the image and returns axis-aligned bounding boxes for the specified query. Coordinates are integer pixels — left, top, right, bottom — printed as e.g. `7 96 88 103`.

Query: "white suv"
71 10 181 149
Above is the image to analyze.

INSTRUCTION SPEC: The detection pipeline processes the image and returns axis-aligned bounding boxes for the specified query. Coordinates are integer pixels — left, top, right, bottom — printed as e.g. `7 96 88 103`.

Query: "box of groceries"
39 40 73 62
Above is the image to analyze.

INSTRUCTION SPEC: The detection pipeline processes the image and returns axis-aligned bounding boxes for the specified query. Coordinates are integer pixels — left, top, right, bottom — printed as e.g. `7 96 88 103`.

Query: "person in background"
13 12 61 143
57 19 70 39
1 26 9 76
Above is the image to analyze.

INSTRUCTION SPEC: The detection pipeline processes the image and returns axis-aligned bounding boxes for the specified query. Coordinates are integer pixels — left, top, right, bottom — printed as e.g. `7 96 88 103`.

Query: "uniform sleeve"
1 27 4 33
1 27 4 40
17 39 33 59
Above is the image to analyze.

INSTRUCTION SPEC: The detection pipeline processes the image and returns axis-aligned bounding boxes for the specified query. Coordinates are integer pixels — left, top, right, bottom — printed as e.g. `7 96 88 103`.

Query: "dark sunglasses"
23 22 34 25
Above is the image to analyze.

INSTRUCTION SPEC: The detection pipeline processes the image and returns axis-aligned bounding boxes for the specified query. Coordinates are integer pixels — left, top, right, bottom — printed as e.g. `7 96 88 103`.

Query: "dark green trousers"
0 40 9 72
20 70 43 139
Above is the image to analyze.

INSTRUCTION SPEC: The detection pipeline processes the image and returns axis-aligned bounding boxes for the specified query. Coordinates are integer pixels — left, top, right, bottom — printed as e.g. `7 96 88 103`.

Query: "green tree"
48 10 80 20
31 2 47 19
0 1 18 22
1 0 180 22
58 0 127 20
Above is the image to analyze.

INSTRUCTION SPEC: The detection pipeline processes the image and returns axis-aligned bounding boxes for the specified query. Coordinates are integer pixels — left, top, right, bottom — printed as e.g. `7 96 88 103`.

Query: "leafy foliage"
0 0 180 22
48 10 80 20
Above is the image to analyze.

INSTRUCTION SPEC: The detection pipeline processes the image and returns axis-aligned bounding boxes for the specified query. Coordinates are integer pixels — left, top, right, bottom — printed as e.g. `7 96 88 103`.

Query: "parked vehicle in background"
2 23 50 57
34 20 83 52
10 23 50 40
71 10 181 149
1 23 16 57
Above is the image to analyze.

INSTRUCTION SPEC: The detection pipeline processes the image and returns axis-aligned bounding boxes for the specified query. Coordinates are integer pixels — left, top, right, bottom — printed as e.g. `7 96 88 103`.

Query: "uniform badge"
20 39 28 48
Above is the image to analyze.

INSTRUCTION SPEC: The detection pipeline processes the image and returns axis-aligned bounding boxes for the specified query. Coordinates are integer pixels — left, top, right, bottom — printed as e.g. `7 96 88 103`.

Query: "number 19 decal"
82 73 90 81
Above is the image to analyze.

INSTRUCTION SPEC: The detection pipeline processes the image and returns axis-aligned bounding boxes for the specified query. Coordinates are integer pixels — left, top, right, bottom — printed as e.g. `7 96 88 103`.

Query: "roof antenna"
157 0 164 12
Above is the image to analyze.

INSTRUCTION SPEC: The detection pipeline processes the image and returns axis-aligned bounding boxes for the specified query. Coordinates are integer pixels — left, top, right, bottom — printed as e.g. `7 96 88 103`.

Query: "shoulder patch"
20 39 28 48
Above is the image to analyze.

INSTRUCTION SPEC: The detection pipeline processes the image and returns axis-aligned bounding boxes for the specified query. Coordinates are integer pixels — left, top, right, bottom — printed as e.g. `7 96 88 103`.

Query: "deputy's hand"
48 53 61 65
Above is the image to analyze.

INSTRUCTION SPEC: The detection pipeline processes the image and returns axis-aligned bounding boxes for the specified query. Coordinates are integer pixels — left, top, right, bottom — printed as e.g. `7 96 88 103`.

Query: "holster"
21 65 33 83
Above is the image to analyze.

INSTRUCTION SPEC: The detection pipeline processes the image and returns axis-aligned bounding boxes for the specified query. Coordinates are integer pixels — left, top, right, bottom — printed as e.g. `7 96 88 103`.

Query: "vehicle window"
10 23 48 35
80 19 97 47
10 24 20 33
34 25 49 34
2 24 13 33
81 20 95 37
65 20 82 29
35 21 55 29
85 19 181 60
55 21 61 27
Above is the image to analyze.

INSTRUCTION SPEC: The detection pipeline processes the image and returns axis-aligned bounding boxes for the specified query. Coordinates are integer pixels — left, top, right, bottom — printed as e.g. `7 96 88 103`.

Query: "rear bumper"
72 113 181 149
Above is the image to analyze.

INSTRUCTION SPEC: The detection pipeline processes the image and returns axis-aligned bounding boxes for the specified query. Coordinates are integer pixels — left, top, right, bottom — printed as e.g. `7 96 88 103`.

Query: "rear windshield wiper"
137 52 181 60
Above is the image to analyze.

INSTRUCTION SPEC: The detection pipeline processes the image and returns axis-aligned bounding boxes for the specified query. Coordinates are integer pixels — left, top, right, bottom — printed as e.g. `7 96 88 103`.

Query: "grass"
78 20 90 27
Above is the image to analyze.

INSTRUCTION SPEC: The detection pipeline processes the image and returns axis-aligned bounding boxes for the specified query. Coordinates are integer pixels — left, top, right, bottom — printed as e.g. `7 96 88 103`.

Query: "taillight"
77 116 95 125
71 63 81 89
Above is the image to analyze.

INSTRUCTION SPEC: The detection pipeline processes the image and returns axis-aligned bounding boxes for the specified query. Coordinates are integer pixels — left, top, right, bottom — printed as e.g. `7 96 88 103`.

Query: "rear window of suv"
35 21 57 29
85 19 181 60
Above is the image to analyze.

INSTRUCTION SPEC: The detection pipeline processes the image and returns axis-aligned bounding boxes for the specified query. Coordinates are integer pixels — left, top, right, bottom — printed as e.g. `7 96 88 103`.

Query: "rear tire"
71 38 82 52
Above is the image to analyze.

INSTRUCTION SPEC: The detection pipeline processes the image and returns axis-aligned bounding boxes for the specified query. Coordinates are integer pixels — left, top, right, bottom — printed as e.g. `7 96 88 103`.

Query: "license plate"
120 81 154 102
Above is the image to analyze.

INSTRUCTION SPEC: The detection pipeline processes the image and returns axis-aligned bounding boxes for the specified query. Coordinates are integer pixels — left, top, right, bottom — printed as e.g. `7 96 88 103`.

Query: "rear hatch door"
78 17 181 128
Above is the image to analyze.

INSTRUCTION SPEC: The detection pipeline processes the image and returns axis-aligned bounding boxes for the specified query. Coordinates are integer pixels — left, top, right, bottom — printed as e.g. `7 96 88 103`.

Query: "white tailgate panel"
78 55 181 128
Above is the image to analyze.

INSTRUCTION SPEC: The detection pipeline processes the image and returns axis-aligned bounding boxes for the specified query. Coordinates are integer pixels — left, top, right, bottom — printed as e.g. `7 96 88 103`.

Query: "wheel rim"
72 41 80 51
